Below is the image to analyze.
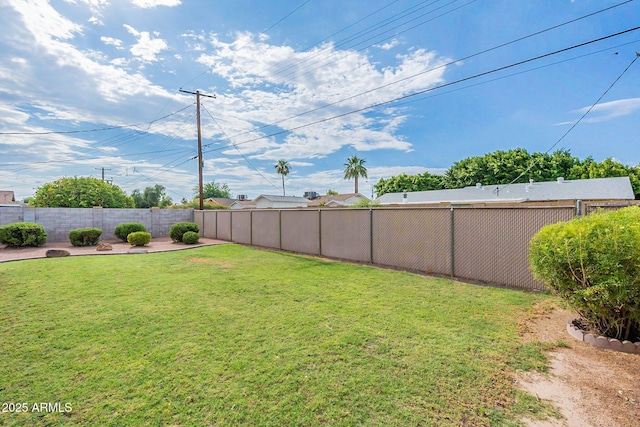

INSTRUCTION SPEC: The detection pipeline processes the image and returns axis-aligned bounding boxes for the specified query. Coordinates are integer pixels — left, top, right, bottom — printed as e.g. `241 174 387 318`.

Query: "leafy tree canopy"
33 177 134 208
132 185 172 208
374 172 444 197
375 149 640 199
194 181 232 199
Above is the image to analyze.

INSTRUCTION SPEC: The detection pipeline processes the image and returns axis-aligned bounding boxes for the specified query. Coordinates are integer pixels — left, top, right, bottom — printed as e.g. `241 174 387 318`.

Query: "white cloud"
101 36 123 49
374 39 400 50
577 98 640 123
195 32 449 161
131 0 182 8
124 24 168 63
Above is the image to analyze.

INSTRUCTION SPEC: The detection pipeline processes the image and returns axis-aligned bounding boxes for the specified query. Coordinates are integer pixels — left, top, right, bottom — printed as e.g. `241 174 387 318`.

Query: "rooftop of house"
378 177 635 205
255 195 310 203
308 193 367 207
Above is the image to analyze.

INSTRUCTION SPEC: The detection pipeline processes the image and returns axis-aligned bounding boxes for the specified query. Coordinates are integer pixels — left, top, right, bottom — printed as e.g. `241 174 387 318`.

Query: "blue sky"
1 0 639 202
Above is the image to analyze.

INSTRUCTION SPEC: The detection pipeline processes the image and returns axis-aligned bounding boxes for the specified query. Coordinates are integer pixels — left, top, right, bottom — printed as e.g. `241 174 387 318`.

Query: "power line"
497 52 640 192
0 104 193 135
202 26 640 156
201 1 635 150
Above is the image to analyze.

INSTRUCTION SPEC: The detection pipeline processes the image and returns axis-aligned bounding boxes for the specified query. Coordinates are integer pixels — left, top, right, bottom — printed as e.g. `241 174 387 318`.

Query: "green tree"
343 155 368 194
374 172 444 197
326 189 339 195
570 157 640 198
131 185 172 208
275 160 291 196
194 181 232 199
442 148 581 189
33 177 134 208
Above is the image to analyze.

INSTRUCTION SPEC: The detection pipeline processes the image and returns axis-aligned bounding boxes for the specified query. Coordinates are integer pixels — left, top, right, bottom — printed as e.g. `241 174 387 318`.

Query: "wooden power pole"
179 88 216 210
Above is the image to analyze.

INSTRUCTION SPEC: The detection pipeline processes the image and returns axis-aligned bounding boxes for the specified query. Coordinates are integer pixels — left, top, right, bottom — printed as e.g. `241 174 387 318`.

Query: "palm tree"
275 160 291 196
343 155 368 194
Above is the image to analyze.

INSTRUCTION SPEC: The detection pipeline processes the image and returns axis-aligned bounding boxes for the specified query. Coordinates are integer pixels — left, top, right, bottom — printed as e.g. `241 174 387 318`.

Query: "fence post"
250 210 253 245
318 209 322 256
576 199 583 217
369 208 374 264
279 210 282 250
230 211 233 242
450 206 455 277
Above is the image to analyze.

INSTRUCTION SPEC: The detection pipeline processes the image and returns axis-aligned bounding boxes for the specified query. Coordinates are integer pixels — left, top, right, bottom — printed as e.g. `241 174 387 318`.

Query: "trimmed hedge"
170 222 199 242
0 222 47 247
127 231 151 246
115 222 146 242
69 228 102 246
530 206 640 342
182 231 200 244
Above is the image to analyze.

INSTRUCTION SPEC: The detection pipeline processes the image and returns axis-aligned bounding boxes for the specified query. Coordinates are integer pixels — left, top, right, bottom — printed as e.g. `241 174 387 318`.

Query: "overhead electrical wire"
201 26 640 156
200 1 636 151
496 52 640 192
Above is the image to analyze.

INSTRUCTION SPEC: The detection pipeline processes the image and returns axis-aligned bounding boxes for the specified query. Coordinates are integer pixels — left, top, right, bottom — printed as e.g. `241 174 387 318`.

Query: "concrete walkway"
0 237 228 263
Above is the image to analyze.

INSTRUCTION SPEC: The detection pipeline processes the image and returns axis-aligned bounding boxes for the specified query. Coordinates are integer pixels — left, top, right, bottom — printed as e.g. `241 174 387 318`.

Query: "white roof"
378 177 635 205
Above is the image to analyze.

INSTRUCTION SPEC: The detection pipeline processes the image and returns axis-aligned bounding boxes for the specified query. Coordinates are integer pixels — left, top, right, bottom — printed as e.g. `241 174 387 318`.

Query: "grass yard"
0 244 559 426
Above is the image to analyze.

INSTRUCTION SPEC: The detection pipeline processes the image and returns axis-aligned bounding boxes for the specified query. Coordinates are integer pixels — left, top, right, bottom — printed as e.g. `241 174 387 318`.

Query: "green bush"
127 231 151 246
68 228 102 246
529 206 640 342
114 222 147 242
169 222 199 242
0 222 47 248
182 231 200 244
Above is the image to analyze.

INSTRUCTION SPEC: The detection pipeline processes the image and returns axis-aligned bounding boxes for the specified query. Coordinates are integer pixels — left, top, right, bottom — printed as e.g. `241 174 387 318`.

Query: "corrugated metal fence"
195 206 582 291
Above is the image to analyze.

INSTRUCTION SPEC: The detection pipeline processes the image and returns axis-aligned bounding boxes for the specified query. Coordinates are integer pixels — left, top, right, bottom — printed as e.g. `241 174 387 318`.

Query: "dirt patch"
185 257 234 269
517 303 640 427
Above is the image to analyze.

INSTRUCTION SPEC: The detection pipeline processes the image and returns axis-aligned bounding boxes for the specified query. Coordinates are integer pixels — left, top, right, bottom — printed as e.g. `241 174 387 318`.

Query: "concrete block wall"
0 207 194 242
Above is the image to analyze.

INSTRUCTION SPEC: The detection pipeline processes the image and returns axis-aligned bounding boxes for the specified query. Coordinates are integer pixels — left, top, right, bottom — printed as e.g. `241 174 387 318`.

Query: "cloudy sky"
1 0 639 201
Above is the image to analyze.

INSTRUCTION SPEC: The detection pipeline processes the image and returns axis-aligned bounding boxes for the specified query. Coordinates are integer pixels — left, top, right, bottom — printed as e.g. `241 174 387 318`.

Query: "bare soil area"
517 303 639 427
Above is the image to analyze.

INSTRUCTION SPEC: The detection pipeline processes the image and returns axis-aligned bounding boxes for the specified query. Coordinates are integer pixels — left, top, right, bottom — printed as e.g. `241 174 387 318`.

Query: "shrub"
68 228 102 246
0 222 47 247
127 231 151 246
529 206 640 342
114 222 147 242
182 231 200 244
170 222 199 242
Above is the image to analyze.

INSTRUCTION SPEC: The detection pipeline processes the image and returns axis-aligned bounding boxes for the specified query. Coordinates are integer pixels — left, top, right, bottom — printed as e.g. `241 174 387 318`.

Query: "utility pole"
180 88 216 210
95 167 111 182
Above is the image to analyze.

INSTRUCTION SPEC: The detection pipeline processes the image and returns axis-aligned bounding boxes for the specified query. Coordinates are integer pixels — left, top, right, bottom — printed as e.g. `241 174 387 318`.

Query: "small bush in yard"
529 206 640 342
127 231 151 246
69 228 102 246
114 222 146 242
182 231 199 244
169 222 199 242
0 222 47 247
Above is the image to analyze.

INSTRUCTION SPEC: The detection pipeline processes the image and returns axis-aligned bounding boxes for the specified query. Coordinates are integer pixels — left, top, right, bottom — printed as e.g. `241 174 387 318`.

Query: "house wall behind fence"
0 207 193 242
194 206 578 291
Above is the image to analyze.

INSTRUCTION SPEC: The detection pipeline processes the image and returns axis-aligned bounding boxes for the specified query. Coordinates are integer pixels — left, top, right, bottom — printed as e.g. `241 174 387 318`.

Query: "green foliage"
275 160 291 196
68 228 102 246
326 189 338 195
33 176 134 208
132 185 172 208
351 198 381 208
529 207 640 341
114 222 147 242
127 231 151 246
194 181 232 199
0 222 47 247
374 172 444 196
169 222 200 242
343 155 368 193
182 231 200 244
167 201 230 210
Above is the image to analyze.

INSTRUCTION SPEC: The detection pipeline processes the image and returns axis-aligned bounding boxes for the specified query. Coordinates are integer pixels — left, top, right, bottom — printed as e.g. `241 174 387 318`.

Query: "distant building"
0 190 20 206
378 177 635 206
307 193 369 207
203 197 235 207
230 200 257 210
253 195 309 209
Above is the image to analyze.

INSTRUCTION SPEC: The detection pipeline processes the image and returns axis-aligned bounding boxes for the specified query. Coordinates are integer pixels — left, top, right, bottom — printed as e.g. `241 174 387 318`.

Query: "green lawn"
0 245 559 426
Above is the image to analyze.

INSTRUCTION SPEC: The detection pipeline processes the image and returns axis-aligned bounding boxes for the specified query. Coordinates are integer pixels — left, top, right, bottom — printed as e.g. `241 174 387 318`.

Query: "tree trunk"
354 176 358 194
282 175 285 196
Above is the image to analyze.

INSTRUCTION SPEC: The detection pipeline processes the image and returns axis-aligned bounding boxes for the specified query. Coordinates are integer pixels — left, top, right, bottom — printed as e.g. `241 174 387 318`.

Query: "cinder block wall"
0 207 194 242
